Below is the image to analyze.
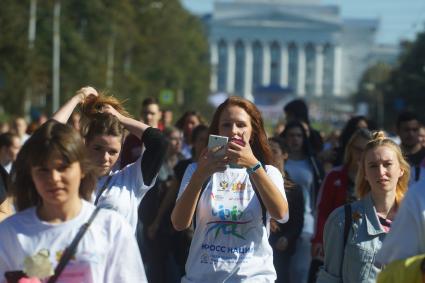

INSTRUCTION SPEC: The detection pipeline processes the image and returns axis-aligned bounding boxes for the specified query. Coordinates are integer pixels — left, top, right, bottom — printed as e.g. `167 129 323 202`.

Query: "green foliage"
383 30 425 126
0 0 210 119
353 62 392 127
354 27 425 128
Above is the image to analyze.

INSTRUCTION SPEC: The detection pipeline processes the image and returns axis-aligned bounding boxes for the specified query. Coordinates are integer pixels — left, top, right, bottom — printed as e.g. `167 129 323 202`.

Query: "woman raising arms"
171 96 288 282
52 86 167 232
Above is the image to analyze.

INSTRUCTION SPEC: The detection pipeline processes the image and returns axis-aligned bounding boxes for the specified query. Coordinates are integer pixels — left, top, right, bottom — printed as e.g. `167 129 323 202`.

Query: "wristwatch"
247 161 262 174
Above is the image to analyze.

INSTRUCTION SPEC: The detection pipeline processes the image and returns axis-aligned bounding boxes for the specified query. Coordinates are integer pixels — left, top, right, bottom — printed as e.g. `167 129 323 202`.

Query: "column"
296 43 306 96
279 43 289 87
243 41 253 100
226 40 235 94
332 45 342 96
210 42 218 93
314 44 324 97
261 42 271 86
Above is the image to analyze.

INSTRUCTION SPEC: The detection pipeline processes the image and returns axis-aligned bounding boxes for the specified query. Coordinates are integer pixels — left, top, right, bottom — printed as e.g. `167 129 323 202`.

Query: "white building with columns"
207 0 380 101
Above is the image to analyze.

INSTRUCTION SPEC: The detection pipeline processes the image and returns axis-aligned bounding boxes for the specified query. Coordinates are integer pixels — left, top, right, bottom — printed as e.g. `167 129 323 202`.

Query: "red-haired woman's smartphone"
4 271 27 283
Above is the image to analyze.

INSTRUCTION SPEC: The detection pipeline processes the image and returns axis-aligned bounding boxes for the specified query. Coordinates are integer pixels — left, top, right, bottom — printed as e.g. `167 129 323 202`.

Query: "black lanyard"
94 175 113 206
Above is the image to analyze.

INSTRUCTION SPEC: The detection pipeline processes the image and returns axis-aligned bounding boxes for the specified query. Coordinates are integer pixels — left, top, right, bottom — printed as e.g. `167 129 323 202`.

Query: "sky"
181 0 425 45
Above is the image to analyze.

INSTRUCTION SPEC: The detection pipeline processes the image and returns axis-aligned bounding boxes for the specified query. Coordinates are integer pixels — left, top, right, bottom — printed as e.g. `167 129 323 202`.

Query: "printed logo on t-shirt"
217 180 246 192
208 204 251 240
17 249 95 282
218 181 229 191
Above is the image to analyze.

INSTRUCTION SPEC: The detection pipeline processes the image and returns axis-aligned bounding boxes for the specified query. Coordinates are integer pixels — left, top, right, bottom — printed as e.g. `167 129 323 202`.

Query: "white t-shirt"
178 163 288 282
93 155 156 233
376 177 425 264
0 200 147 283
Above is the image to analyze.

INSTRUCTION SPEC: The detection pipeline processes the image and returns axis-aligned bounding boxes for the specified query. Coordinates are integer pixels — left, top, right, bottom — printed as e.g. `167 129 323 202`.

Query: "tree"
354 62 392 127
383 28 425 126
0 0 211 120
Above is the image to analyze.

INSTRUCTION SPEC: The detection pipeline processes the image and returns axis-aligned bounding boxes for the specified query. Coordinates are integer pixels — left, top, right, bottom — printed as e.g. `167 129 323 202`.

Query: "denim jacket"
317 194 386 283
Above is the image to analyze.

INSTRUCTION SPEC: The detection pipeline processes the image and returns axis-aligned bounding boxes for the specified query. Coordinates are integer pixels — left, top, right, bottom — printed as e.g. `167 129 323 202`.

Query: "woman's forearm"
171 170 206 231
51 95 81 123
119 116 150 140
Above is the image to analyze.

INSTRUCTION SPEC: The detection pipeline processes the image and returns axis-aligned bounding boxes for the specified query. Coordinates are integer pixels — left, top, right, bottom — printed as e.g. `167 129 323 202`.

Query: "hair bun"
80 93 131 119
372 130 386 141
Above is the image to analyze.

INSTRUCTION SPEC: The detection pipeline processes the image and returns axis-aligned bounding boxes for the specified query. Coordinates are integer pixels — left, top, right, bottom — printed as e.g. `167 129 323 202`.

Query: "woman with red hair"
172 96 288 282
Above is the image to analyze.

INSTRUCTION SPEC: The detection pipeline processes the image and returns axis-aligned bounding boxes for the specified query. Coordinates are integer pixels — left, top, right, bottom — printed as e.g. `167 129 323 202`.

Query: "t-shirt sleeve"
140 127 168 186
104 213 147 282
176 163 197 200
265 165 288 223
376 182 425 264
119 154 156 199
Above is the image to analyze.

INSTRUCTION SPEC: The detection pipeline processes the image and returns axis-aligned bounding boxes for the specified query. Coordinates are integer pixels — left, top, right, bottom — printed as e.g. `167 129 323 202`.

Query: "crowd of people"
1 86 425 283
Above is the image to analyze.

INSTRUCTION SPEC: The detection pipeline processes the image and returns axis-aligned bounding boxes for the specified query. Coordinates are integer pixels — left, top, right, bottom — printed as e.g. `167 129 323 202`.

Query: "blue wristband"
247 161 262 174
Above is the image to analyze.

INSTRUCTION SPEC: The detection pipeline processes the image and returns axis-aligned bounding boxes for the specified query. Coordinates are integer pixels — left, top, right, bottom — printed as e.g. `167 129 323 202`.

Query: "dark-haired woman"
0 121 146 281
268 137 305 283
171 97 288 282
52 86 167 233
280 120 324 283
175 111 205 159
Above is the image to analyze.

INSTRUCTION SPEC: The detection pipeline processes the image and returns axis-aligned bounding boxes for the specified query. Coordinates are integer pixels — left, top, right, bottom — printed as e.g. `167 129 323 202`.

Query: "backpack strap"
250 175 267 227
340 204 352 276
193 176 210 230
415 165 420 182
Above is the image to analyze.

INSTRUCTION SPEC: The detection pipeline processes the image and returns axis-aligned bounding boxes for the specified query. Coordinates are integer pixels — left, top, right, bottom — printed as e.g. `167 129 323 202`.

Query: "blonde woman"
317 131 410 283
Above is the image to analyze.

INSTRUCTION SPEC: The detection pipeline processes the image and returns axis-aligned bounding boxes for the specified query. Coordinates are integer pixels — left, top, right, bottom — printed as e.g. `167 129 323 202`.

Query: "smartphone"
208 134 228 156
4 271 27 283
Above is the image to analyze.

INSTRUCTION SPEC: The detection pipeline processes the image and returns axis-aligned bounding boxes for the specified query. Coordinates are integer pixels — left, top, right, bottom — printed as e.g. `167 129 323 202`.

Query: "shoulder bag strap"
94 175 113 205
47 206 102 283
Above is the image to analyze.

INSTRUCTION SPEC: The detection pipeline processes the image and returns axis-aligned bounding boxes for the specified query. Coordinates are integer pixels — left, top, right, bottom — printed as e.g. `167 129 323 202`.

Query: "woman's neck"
275 160 284 175
37 198 83 223
371 190 397 220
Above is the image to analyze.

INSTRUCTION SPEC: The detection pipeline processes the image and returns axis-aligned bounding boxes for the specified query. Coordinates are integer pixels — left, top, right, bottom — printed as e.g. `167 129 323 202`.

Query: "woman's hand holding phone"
227 132 258 169
195 136 229 180
197 149 228 176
